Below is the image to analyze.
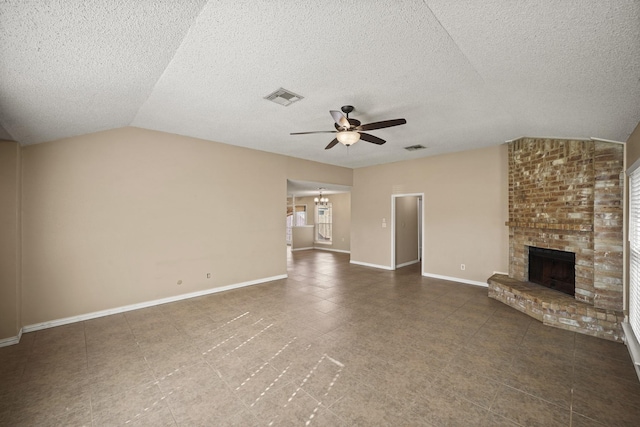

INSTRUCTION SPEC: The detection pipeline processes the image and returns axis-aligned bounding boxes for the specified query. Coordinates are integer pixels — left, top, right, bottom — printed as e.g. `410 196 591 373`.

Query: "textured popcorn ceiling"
1 0 638 168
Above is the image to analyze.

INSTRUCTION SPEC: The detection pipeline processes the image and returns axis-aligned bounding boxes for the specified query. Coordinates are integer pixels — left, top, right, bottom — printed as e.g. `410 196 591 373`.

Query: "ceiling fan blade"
325 138 339 150
330 110 350 129
290 130 337 135
359 118 406 131
359 132 386 145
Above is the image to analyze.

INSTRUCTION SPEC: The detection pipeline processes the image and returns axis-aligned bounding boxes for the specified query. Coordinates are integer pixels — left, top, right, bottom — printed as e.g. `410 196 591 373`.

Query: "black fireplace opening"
528 247 576 296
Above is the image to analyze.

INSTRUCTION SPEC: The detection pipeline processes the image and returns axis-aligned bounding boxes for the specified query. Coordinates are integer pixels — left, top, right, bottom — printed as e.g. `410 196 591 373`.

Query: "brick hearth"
489 137 624 342
488 274 624 341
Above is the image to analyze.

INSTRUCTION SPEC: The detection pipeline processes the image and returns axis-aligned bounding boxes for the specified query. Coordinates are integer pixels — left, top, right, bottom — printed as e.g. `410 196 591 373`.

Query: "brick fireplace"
489 138 625 342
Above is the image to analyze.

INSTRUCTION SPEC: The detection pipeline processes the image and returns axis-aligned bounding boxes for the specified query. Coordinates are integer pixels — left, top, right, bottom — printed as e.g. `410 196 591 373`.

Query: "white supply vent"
264 88 304 106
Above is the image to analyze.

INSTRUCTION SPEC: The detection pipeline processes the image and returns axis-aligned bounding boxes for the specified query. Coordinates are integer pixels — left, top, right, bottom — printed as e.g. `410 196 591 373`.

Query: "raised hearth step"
488 274 624 342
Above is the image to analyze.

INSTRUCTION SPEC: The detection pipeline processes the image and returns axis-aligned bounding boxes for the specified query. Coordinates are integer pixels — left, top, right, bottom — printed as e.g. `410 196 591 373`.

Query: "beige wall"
395 195 419 266
286 159 353 187
0 141 21 340
626 122 640 169
291 226 314 250
3 123 513 336
19 127 352 327
352 144 509 283
328 193 351 252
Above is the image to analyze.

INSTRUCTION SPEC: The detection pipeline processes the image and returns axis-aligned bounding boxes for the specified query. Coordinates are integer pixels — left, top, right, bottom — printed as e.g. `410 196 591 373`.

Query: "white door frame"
391 193 424 270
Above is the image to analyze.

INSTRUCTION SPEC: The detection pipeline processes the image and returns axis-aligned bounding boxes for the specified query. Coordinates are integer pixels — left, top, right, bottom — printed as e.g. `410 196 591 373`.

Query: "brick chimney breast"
490 137 624 342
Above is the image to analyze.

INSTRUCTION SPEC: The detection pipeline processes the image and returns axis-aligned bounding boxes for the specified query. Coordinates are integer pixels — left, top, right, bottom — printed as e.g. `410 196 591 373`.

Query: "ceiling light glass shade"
336 131 360 146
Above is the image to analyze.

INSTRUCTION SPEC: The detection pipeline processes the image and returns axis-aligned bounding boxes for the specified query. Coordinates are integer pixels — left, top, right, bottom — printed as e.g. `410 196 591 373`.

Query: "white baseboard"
396 259 420 268
291 247 314 252
422 272 488 288
0 328 22 348
314 247 350 254
350 260 393 270
622 322 640 382
22 274 288 335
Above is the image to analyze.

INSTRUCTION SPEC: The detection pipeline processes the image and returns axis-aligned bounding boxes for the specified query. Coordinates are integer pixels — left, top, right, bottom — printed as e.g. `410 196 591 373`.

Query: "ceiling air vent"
404 144 427 151
264 88 304 106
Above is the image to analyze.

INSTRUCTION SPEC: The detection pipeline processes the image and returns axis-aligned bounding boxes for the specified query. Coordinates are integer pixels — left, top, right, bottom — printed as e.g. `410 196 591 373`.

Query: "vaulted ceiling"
1 1 639 168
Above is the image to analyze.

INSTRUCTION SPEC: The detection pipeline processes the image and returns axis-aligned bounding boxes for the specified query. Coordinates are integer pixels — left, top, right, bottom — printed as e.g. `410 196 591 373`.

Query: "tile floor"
1 250 639 426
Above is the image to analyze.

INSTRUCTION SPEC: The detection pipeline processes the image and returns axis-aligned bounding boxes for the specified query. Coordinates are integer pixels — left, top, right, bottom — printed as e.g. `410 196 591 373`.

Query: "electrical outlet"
460 264 465 271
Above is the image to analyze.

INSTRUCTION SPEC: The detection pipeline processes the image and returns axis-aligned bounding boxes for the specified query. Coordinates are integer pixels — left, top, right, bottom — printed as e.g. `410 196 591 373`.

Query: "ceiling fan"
290 105 407 150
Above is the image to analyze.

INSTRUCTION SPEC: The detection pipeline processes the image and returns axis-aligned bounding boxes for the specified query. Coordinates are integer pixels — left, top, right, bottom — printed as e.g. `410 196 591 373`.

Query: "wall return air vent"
404 144 426 151
264 88 304 106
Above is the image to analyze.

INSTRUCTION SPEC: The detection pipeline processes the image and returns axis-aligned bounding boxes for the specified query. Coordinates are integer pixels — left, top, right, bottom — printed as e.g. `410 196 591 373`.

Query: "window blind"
629 170 640 337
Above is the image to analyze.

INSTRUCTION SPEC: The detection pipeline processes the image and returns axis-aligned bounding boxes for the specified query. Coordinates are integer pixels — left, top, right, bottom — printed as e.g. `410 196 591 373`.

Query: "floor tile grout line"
501 383 574 411
82 320 89 371
83 319 94 426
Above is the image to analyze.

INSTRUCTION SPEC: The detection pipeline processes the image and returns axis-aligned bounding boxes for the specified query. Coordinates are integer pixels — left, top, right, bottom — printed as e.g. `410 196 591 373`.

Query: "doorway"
391 193 424 270
286 201 307 245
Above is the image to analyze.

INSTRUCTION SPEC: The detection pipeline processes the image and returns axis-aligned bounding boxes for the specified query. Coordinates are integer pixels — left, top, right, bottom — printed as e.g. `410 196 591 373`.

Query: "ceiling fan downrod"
341 105 354 119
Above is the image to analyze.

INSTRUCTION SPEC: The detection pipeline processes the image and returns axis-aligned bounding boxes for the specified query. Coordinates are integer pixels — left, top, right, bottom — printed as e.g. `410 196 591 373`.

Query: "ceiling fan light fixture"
336 131 360 146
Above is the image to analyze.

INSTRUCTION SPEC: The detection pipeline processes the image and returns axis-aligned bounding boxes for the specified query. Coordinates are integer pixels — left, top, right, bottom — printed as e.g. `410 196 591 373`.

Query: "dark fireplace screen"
528 247 576 296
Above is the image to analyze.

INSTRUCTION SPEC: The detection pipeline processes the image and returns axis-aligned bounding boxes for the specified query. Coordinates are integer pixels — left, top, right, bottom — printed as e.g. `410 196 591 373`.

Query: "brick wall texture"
507 138 623 312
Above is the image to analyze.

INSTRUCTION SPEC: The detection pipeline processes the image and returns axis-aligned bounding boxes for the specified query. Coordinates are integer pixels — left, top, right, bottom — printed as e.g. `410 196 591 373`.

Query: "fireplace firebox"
528 247 575 296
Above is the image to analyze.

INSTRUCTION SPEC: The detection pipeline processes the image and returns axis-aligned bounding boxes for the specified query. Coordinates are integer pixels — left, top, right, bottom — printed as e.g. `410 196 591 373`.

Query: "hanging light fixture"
314 188 329 205
336 130 360 146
